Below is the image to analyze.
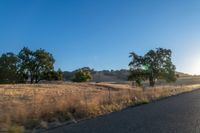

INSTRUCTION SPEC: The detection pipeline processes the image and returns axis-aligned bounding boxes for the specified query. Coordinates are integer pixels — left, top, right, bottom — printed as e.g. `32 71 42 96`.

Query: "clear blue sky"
0 0 200 74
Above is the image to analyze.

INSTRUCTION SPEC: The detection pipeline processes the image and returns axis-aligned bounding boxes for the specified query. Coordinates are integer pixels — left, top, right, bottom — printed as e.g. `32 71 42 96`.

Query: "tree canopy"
0 47 62 84
129 48 177 87
72 67 92 82
0 52 20 83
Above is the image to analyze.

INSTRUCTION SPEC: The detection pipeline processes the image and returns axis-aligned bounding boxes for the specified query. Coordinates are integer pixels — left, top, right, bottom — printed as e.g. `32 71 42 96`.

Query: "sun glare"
187 56 200 75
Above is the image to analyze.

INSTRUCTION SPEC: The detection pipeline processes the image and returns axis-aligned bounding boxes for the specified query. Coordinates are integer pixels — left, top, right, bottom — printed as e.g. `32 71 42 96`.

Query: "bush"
72 69 92 82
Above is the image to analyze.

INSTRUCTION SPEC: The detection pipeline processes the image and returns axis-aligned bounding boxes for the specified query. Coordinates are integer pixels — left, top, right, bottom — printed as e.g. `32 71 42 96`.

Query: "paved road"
46 90 200 133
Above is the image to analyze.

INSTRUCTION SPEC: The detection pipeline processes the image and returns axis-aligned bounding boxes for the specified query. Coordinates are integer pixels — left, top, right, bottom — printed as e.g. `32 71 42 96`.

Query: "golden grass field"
1 77 200 132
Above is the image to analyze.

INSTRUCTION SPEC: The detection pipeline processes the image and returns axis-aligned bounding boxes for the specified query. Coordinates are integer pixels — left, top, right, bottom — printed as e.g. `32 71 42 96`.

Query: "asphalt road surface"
45 90 200 133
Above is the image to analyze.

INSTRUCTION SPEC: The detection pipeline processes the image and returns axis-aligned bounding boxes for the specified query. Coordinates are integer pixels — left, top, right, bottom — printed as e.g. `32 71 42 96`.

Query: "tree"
0 52 20 83
18 47 35 83
55 68 63 80
129 48 176 87
18 47 55 83
44 68 63 81
79 67 95 74
33 49 55 83
72 68 92 82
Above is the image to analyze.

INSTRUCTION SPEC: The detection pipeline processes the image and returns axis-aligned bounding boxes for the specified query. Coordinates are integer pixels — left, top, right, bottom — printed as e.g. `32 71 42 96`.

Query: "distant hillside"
63 69 130 82
91 69 129 82
176 72 192 77
63 69 193 82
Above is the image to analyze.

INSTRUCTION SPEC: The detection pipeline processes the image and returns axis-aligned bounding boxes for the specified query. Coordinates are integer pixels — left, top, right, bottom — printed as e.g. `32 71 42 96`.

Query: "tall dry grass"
1 83 200 132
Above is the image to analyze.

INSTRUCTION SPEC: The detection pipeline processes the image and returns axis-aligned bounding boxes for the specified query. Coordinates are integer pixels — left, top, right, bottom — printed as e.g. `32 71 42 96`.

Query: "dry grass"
1 82 200 132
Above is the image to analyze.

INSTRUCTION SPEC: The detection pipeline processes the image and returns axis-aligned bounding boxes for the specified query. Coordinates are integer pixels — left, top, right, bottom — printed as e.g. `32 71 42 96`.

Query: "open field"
1 77 200 132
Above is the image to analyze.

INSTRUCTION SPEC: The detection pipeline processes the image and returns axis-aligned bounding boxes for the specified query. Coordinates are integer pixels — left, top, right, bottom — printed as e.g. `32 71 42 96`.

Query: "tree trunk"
30 72 34 84
35 74 40 83
30 77 34 84
35 78 40 83
149 73 155 87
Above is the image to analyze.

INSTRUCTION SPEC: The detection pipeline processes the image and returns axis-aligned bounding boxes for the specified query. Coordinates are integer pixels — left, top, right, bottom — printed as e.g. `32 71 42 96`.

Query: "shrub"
72 69 92 82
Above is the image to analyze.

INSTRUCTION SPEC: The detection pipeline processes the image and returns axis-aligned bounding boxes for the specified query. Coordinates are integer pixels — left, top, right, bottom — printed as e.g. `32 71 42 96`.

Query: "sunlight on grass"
1 83 200 132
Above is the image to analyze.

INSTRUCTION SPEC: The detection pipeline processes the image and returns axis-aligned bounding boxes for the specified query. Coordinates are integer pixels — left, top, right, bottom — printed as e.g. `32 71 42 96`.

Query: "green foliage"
0 47 57 84
55 68 63 80
128 69 147 86
44 68 63 81
0 53 20 83
18 47 55 83
72 68 92 82
32 48 55 83
18 47 35 83
129 48 177 87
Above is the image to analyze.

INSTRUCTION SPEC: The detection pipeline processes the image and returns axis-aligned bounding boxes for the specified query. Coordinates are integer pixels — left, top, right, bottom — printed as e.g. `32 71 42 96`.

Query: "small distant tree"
80 67 95 74
44 68 63 81
129 48 177 87
56 68 63 80
72 68 92 82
